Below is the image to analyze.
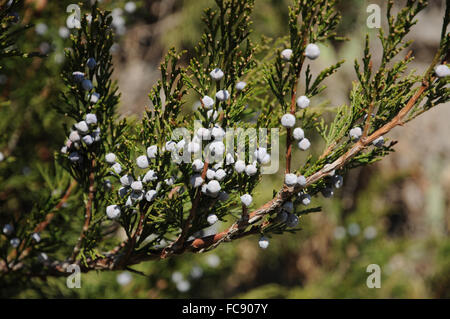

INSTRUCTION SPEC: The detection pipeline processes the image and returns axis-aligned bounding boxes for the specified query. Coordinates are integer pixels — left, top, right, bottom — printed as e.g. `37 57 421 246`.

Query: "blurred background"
1 0 449 298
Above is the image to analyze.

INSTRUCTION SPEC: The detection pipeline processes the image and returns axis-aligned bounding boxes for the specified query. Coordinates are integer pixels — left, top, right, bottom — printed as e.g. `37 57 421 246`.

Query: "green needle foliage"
0 0 448 290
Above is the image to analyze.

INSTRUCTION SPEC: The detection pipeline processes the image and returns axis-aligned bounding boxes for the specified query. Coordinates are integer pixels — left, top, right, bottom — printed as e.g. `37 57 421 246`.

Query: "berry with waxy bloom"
297 175 307 187
118 187 128 198
254 147 267 163
165 141 176 152
240 194 253 207
75 121 89 134
85 113 97 125
214 169 226 181
131 180 143 191
68 152 80 162
281 49 293 61
207 109 219 121
142 169 157 183
147 145 158 159
282 201 294 213
192 159 204 172
86 57 96 69
286 214 299 228
207 214 218 225
285 173 298 186
298 138 311 151
190 174 204 188
145 189 157 202
372 136 384 148
349 127 362 141
82 135 94 145
10 238 20 248
105 153 116 164
235 81 246 91
106 205 121 219
211 126 225 140
435 64 450 78
258 236 269 249
277 211 288 223
69 130 81 142
31 232 41 243
112 163 122 174
209 141 225 157
300 193 311 206
38 252 49 263
120 174 134 186
281 113 296 128
187 142 200 153
197 127 211 140
81 79 94 91
296 95 310 109
210 68 224 81
226 153 235 165
202 95 214 109
0 152 4 162
245 164 257 176
90 92 100 104
206 180 221 195
305 43 320 60
206 169 216 180
235 160 246 173
215 89 230 101
72 71 84 82
136 155 149 169
2 224 14 236
293 127 304 140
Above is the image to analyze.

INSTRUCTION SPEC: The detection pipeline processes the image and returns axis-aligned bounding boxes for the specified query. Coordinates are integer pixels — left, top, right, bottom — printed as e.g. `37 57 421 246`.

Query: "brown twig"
70 159 96 262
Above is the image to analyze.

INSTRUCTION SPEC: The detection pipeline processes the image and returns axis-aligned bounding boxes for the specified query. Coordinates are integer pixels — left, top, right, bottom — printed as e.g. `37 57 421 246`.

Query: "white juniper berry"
281 113 296 128
285 173 298 186
234 160 246 173
215 89 230 101
142 169 157 183
225 153 235 165
280 48 293 61
206 169 216 180
105 153 117 164
120 174 134 186
0 151 4 162
298 138 311 151
206 180 221 195
209 141 225 157
240 194 253 207
300 193 311 206
106 205 121 219
293 127 305 140
349 127 363 141
82 135 94 145
165 141 177 152
192 159 204 172
235 81 246 91
201 95 215 109
214 169 227 181
31 232 41 243
69 130 81 142
145 189 157 202
146 145 158 159
435 64 450 78
211 126 225 140
207 109 219 121
297 175 307 187
136 155 149 169
258 236 269 249
296 95 310 109
118 187 128 198
245 164 257 176
207 214 218 225
305 43 320 60
75 121 89 134
187 141 201 153
85 113 97 125
372 136 384 148
112 163 122 174
90 92 100 104
165 177 175 186
131 180 143 191
209 68 224 81
190 174 204 188
197 127 211 140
